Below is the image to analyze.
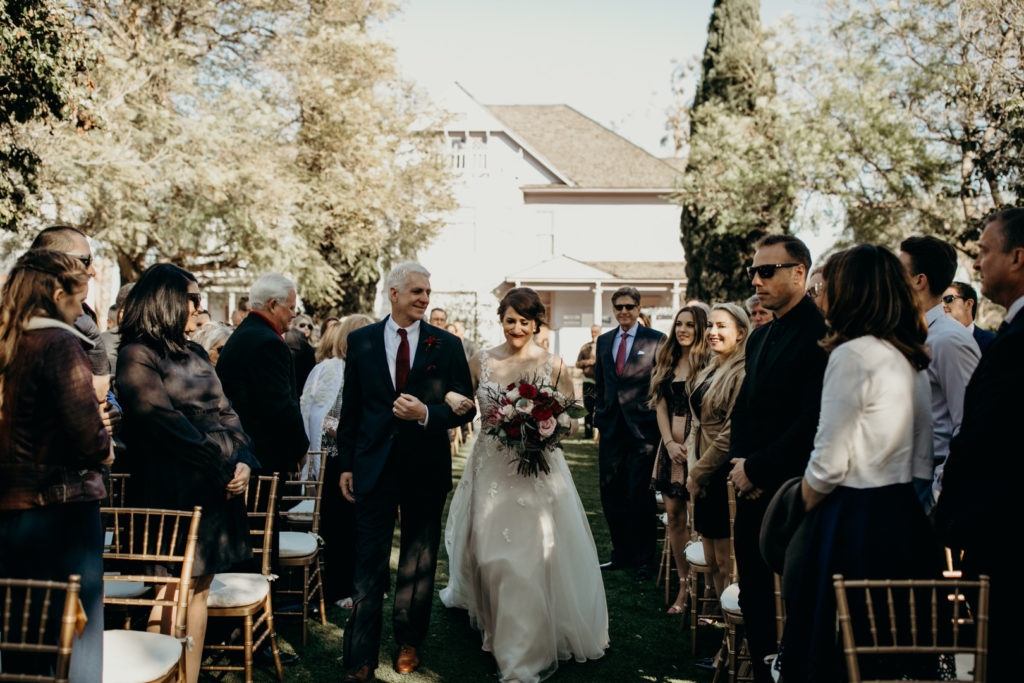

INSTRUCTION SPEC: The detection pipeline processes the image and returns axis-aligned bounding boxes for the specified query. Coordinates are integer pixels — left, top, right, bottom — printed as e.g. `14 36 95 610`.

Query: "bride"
441 287 609 683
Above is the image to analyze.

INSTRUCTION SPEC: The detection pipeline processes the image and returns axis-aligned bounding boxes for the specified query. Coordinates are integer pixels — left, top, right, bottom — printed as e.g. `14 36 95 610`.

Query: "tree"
0 0 94 231
674 0 795 303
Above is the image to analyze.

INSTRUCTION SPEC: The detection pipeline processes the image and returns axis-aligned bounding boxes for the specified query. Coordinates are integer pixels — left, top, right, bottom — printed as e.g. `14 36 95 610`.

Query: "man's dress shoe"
396 644 420 674
342 664 375 682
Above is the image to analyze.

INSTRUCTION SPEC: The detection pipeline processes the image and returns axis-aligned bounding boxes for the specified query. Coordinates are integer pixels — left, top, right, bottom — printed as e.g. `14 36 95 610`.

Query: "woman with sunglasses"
116 263 258 683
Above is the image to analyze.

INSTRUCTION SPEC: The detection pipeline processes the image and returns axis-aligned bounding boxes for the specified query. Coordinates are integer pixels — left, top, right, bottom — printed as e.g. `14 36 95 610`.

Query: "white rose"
506 388 520 402
516 398 534 414
556 412 571 428
500 404 516 418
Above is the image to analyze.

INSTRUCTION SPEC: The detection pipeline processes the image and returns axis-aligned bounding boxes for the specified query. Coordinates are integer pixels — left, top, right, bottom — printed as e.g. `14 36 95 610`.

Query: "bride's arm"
445 351 482 415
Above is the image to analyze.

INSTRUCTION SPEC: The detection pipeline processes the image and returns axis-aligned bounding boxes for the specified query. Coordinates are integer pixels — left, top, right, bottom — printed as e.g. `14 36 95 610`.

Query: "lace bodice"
477 349 556 411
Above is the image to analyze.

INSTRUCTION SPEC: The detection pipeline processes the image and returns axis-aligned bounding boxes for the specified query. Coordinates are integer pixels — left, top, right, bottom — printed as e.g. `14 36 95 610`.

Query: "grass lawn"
218 437 719 682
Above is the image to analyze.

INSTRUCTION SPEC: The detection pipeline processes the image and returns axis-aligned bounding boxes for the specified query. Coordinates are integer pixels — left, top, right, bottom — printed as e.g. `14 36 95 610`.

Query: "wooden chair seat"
102 630 182 683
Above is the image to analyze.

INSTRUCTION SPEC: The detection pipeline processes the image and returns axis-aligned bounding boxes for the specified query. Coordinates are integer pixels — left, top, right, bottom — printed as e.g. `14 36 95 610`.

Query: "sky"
384 0 815 159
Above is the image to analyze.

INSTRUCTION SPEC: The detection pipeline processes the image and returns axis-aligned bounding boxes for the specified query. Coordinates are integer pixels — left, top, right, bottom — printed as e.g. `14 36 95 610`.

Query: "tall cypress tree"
679 0 786 303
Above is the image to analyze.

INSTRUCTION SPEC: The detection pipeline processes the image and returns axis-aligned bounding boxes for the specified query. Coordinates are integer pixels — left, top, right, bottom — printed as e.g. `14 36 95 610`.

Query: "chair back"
280 453 326 535
243 474 279 576
0 575 84 683
833 573 990 683
101 506 202 640
105 472 130 508
727 484 738 583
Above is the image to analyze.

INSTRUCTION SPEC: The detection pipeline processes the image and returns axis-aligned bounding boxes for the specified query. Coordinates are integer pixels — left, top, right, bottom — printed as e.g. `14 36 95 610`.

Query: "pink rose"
538 416 557 438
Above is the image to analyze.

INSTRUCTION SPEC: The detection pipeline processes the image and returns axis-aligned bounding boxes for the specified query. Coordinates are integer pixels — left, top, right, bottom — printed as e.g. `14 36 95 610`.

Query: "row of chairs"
655 488 990 682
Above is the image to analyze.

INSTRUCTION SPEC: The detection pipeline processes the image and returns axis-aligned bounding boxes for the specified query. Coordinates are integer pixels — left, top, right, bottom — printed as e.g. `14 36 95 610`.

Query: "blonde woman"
686 303 750 605
648 305 711 614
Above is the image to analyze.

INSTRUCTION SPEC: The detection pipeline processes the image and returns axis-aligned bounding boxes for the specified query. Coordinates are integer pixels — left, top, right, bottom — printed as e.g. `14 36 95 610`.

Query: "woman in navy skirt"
780 245 942 682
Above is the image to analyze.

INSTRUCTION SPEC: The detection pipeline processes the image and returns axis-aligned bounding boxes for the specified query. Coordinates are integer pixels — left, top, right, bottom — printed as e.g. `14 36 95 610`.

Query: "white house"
415 85 687 357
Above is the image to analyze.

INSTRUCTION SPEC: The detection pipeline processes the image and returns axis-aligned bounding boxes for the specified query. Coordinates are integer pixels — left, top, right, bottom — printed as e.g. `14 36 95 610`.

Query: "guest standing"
649 306 710 613
576 324 601 439
727 235 828 682
0 250 111 682
934 208 1024 682
116 263 258 683
286 314 316 397
942 281 995 352
781 245 938 682
191 321 232 366
301 315 375 609
595 287 666 581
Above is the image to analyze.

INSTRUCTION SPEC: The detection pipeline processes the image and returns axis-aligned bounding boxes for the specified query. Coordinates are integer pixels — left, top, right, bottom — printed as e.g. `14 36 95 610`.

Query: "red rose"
531 405 553 421
505 423 522 438
518 382 538 399
507 382 516 391
552 402 564 415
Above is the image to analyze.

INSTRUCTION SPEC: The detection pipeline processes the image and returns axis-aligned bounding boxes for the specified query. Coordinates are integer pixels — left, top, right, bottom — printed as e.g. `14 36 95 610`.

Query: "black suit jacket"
216 313 309 474
285 329 316 396
338 319 476 497
594 325 665 442
934 311 1024 550
728 296 828 494
972 324 995 353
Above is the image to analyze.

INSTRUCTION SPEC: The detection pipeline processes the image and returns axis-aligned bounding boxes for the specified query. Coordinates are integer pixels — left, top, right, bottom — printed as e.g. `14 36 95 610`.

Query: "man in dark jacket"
285 314 316 397
594 287 666 581
728 235 828 683
217 273 309 477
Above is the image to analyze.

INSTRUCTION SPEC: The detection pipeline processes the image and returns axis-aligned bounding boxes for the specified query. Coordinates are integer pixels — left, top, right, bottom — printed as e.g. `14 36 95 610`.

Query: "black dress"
650 380 690 500
116 342 259 576
690 375 730 539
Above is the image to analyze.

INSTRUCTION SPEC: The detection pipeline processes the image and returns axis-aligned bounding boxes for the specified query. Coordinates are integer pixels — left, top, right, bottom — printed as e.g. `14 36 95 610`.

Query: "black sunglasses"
748 263 799 281
187 293 202 309
298 323 312 330
941 294 965 304
71 253 93 270
613 303 637 311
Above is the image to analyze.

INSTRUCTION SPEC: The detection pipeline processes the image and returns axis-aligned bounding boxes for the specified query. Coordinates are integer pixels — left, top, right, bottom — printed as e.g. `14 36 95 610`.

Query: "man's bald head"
31 225 89 252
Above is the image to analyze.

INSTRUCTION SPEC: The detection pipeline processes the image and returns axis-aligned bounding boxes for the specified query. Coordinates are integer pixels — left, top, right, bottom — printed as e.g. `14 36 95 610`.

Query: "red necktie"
616 332 628 376
395 328 410 392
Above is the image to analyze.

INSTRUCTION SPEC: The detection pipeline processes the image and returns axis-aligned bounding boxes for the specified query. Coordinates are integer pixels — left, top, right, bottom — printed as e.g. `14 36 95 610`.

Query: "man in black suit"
935 208 1024 682
217 273 310 477
284 314 316 396
728 235 827 683
594 286 666 581
942 280 996 353
338 262 475 682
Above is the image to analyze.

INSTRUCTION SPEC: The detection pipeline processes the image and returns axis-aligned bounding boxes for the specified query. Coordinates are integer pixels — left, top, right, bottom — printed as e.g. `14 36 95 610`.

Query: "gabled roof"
504 256 688 284
485 104 680 190
505 255 613 282
583 261 687 281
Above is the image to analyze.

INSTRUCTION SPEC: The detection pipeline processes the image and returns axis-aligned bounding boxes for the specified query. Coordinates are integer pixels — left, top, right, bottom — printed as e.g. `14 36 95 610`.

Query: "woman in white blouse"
300 313 374 608
780 245 941 682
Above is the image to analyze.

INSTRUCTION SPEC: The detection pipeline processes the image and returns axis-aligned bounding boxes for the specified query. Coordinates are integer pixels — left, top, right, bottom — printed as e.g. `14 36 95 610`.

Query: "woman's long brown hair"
820 245 930 370
648 305 710 407
0 250 90 413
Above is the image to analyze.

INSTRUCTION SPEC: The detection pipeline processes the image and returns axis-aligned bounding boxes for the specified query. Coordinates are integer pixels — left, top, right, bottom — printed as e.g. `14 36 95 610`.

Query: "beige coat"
686 359 746 487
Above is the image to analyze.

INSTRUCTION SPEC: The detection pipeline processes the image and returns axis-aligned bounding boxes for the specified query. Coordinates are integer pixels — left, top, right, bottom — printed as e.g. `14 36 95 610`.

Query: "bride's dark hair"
497 287 547 333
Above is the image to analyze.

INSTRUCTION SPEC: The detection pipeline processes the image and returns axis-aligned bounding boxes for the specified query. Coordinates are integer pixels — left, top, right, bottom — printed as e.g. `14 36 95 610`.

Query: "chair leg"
690 570 699 654
301 564 310 647
315 557 327 626
264 593 284 681
243 614 255 683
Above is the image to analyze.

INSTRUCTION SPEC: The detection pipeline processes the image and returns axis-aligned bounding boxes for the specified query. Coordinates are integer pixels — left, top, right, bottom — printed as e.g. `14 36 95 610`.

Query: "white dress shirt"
924 304 980 463
384 316 427 426
805 336 933 494
1004 295 1024 325
611 322 640 363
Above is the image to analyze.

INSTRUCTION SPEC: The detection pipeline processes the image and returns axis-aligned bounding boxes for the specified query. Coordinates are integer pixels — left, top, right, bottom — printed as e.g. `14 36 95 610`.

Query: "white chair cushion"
104 580 148 599
721 582 741 613
279 531 318 558
282 499 315 523
207 573 270 608
102 630 181 683
684 542 707 566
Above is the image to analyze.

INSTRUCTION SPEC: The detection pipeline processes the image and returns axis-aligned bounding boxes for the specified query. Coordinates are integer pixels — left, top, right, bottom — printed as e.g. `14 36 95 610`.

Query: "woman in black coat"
116 263 258 683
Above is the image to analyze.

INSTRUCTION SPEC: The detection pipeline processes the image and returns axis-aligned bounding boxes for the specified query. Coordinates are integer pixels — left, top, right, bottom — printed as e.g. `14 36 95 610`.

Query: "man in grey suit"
594 287 665 581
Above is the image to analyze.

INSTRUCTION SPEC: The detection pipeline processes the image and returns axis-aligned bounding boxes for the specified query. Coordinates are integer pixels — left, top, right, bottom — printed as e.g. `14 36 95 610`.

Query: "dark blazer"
594 325 665 442
216 313 309 474
934 312 1024 549
972 324 995 353
338 319 476 496
728 296 828 494
285 328 316 396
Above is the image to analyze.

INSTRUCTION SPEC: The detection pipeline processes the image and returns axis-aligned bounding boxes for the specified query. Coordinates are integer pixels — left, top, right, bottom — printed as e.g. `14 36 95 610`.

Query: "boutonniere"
424 336 440 351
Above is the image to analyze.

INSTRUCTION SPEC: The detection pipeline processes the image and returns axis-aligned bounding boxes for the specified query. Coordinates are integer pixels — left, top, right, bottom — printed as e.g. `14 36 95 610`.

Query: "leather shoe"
256 646 298 666
342 665 375 682
634 565 651 582
395 644 419 674
600 561 626 571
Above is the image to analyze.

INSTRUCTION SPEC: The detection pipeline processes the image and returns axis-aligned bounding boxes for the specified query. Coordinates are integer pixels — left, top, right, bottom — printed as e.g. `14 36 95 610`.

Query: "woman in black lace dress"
649 305 710 614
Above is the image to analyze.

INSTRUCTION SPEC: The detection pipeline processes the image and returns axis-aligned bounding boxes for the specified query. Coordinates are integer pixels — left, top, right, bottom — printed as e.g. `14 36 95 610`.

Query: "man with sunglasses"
942 281 995 352
727 234 827 682
899 236 979 505
594 286 666 581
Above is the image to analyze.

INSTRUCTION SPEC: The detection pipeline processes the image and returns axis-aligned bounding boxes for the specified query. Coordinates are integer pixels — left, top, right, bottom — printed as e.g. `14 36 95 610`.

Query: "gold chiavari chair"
105 473 131 509
101 506 201 683
833 574 990 683
276 460 328 646
0 575 85 683
716 484 750 683
686 497 718 653
202 475 283 682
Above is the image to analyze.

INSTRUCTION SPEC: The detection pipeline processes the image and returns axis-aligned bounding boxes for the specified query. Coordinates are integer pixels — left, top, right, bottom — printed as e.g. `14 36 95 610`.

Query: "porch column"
593 281 603 328
671 281 683 312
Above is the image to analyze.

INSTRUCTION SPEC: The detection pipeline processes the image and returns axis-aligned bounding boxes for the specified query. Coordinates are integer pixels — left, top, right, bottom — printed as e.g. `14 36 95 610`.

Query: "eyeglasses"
187 293 202 310
807 283 823 299
298 323 312 330
748 263 799 280
613 304 637 311
941 294 965 304
70 253 93 270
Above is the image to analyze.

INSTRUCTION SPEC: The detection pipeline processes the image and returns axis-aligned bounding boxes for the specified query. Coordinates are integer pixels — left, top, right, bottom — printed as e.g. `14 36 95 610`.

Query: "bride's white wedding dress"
440 351 609 683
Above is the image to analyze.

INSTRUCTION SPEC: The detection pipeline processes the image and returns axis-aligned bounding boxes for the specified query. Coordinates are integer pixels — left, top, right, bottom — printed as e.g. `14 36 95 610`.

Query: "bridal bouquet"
481 376 588 477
